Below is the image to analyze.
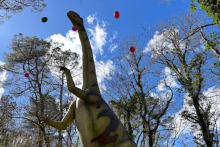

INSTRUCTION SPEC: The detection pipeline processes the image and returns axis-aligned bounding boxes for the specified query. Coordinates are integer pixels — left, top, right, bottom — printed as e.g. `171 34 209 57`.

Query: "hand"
40 114 49 122
59 66 67 71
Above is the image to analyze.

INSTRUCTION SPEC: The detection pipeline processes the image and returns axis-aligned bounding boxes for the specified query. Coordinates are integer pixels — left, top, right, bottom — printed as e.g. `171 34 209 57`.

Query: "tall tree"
190 0 220 27
143 11 220 146
0 0 46 24
45 44 80 147
0 94 17 147
1 34 80 146
102 34 176 146
1 33 71 146
2 33 54 147
158 0 220 27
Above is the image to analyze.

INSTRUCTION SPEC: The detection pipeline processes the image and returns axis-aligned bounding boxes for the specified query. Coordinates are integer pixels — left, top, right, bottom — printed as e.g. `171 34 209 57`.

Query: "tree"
143 11 220 146
190 0 220 27
2 33 54 146
199 27 220 70
0 33 81 146
0 0 46 24
0 95 17 147
158 0 220 27
1 33 80 147
45 43 80 147
102 34 176 146
17 94 57 147
109 92 140 139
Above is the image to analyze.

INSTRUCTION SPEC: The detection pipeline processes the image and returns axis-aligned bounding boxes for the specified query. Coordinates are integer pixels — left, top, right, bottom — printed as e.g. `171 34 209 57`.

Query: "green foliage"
109 92 140 139
190 3 197 13
2 33 80 146
205 31 220 50
200 31 220 68
204 31 220 67
214 62 220 68
191 0 220 27
0 95 17 147
48 46 79 68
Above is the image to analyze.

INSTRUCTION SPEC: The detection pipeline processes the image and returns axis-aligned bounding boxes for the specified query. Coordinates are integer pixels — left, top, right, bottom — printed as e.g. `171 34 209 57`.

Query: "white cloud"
143 29 184 58
86 14 108 55
46 30 83 88
108 31 118 53
165 93 199 140
87 26 107 55
168 86 220 141
46 30 81 53
202 86 220 127
157 82 166 91
108 44 118 53
157 67 180 92
108 31 118 43
95 60 114 91
0 86 4 98
168 112 190 138
87 14 96 24
194 38 206 53
87 15 118 54
149 92 159 98
0 61 6 98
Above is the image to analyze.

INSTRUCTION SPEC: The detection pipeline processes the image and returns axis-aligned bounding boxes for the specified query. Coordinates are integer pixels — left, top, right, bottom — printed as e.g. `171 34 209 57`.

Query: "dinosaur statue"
44 11 137 147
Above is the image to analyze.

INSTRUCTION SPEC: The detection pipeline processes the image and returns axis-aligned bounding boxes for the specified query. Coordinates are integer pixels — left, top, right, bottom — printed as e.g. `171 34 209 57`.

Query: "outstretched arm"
60 66 84 95
44 101 76 130
60 66 99 103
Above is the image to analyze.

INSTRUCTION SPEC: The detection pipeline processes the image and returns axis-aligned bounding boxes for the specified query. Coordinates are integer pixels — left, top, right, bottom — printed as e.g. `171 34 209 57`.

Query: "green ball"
41 17 48 22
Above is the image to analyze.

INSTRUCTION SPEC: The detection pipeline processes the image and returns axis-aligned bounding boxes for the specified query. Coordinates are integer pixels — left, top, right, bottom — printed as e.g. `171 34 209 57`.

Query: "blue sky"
2 0 217 146
0 0 191 61
0 0 193 99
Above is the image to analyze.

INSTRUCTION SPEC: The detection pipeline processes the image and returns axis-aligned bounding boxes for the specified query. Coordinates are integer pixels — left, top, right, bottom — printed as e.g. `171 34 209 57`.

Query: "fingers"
60 66 66 71
40 114 48 122
55 65 67 71
59 66 70 71
39 114 49 127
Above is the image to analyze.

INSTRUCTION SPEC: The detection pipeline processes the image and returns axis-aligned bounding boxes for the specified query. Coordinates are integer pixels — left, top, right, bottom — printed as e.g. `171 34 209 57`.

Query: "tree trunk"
58 73 65 147
148 131 154 147
192 94 213 147
38 128 43 147
127 111 133 137
58 130 62 147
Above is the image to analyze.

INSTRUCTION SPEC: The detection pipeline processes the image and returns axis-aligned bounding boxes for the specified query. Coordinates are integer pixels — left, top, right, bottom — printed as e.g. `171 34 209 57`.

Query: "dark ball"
41 17 48 23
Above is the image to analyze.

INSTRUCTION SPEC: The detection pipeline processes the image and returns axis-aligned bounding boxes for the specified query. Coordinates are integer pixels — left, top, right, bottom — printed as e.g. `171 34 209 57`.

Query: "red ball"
24 73 29 78
72 26 78 31
114 11 120 19
130 46 135 53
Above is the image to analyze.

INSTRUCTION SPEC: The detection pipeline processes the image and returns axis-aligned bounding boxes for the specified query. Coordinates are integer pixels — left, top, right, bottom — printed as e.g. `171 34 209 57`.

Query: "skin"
44 11 137 147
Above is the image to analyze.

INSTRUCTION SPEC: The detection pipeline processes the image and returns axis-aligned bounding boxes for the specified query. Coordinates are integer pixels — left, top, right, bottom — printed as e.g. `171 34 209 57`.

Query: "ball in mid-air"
114 11 120 19
72 26 78 31
130 46 135 53
24 73 29 78
41 17 48 23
